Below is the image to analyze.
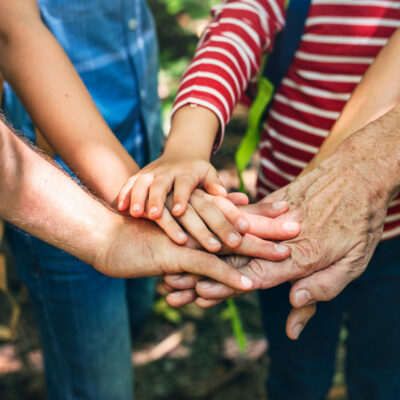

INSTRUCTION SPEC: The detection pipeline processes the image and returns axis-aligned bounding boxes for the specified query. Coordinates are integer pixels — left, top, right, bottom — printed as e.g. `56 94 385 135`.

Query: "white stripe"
172 98 226 134
297 69 362 83
260 140 272 149
213 36 251 79
196 47 246 91
258 172 281 190
175 85 231 117
275 93 340 119
385 213 400 224
261 158 295 181
258 186 273 197
295 50 374 65
312 0 400 9
273 151 307 169
302 33 389 46
306 17 400 28
227 1 269 34
264 125 319 153
260 139 308 168
266 0 285 27
219 18 261 47
223 31 258 69
270 110 329 137
180 71 236 105
389 198 400 207
382 224 400 240
282 78 351 101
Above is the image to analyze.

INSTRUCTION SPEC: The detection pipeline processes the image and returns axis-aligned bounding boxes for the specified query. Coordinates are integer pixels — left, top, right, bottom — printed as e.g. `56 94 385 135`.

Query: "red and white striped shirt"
173 0 400 240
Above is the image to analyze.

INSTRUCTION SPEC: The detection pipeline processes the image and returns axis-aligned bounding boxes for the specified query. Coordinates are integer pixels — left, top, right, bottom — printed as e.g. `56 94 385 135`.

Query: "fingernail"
241 275 253 289
149 206 159 215
228 233 241 244
274 244 289 253
172 204 182 213
236 218 249 232
168 274 182 281
208 237 220 247
293 323 304 339
283 222 299 233
168 292 182 298
132 204 141 212
176 232 187 242
273 201 287 210
295 289 312 307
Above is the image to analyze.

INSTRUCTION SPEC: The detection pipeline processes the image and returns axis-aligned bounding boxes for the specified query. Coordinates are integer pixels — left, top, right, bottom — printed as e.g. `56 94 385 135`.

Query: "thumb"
286 304 317 340
289 258 364 308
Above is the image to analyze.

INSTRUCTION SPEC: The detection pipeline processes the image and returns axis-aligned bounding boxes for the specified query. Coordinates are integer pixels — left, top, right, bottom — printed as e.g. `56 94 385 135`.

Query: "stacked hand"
162 139 391 339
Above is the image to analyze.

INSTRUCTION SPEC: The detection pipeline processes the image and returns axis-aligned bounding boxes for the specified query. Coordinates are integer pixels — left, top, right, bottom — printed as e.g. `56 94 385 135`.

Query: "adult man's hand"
93 216 256 292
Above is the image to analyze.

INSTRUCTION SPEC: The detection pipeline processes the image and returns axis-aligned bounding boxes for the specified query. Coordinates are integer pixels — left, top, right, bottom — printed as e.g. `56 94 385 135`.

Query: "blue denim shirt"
2 0 162 168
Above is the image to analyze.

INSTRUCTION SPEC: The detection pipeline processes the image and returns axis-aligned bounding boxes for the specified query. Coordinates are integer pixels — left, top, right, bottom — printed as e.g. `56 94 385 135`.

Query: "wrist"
335 107 400 202
165 104 220 160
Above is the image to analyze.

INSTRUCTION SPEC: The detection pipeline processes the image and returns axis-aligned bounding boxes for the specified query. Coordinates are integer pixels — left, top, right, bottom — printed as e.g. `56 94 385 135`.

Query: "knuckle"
290 237 322 277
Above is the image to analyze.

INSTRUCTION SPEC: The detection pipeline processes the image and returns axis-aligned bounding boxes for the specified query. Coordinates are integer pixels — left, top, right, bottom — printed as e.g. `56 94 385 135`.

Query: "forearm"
333 104 400 202
306 28 400 169
0 120 122 265
164 105 219 160
0 0 139 205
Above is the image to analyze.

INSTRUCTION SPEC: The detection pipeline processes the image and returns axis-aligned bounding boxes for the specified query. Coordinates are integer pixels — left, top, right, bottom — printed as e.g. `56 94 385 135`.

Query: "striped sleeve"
172 0 286 150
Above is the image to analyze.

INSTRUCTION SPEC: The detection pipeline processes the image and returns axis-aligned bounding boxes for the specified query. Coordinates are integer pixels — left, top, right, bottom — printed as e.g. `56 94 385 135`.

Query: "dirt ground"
0 114 348 400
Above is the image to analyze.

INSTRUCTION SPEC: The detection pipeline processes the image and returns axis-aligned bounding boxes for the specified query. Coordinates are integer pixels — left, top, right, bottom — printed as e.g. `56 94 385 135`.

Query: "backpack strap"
235 0 312 192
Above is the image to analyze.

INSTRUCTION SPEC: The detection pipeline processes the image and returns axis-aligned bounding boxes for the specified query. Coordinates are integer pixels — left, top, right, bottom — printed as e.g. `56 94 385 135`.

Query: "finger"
289 259 362 308
203 168 228 197
285 304 317 340
196 279 238 299
155 208 188 245
164 273 201 290
244 212 300 240
176 248 254 292
241 201 289 218
190 192 243 248
233 234 291 261
172 174 198 216
227 192 249 206
163 282 174 292
178 204 222 253
195 297 224 308
166 290 197 308
117 176 138 212
196 257 297 299
129 173 154 217
147 176 174 219
211 195 250 233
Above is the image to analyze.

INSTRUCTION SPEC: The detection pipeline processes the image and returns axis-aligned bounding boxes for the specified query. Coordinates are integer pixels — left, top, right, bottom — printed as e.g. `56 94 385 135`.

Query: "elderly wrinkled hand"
165 127 397 339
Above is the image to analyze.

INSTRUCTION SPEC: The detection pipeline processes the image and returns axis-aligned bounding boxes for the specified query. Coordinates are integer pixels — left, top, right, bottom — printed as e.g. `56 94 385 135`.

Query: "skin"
0 118 261 289
165 106 400 339
164 28 400 339
0 0 297 249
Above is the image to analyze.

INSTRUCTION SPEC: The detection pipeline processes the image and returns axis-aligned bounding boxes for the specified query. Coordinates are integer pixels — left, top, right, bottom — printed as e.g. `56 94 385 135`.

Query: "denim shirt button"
128 18 137 30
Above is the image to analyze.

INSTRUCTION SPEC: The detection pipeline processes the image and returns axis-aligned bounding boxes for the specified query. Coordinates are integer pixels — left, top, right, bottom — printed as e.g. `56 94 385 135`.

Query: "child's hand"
122 189 251 250
117 154 227 220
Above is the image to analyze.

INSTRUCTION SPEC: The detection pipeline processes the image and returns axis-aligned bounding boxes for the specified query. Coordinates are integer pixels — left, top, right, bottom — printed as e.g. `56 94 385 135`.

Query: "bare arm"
0 118 254 291
301 28 400 175
0 0 139 205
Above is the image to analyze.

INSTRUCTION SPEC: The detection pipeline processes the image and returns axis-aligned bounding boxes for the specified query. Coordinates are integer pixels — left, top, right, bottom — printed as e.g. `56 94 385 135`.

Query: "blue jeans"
5 225 155 400
259 237 400 400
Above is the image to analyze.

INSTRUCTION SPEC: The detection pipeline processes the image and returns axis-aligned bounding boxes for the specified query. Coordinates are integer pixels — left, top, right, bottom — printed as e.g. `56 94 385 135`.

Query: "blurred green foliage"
148 0 219 132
